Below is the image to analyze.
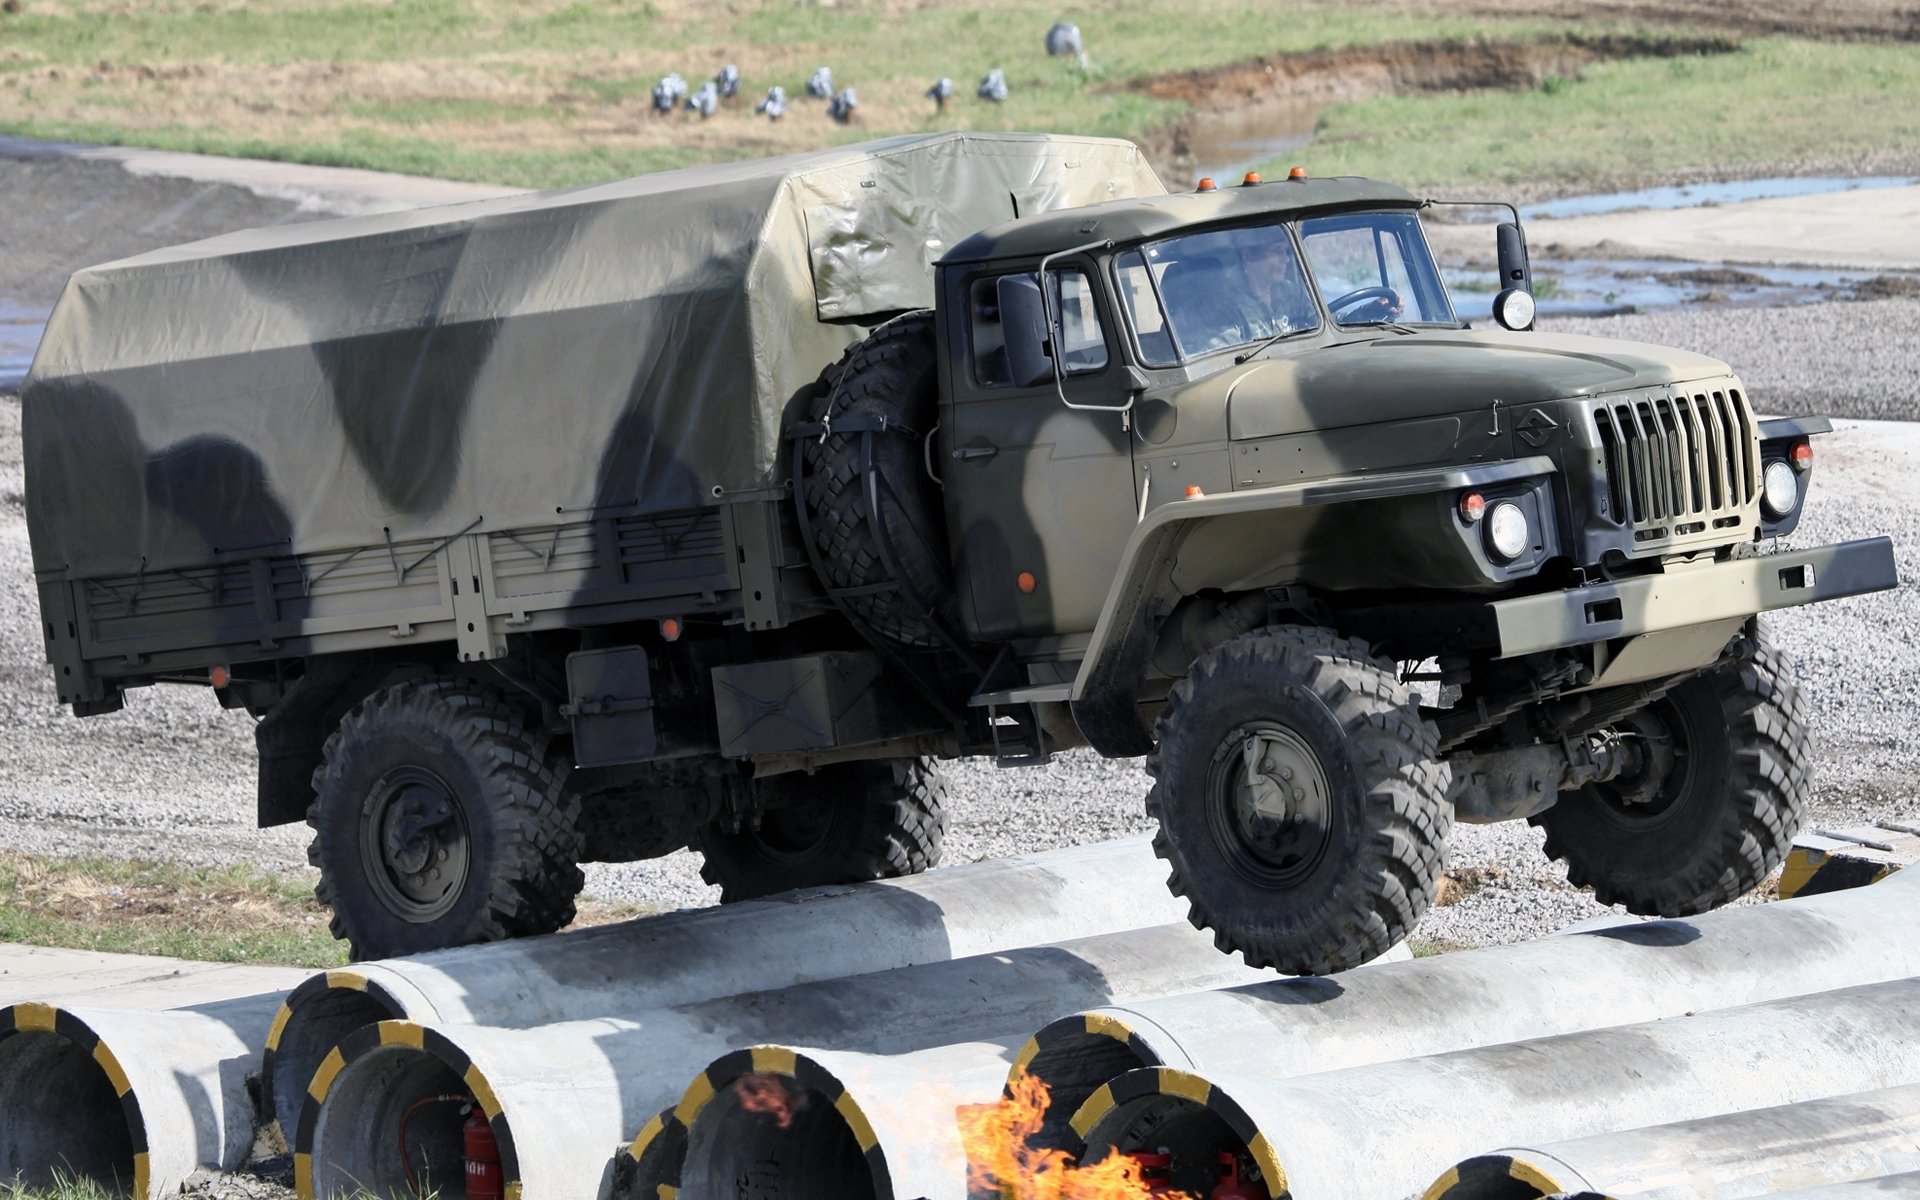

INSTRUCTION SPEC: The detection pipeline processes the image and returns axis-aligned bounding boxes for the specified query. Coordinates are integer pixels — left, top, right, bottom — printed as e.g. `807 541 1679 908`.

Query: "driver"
1243 236 1322 334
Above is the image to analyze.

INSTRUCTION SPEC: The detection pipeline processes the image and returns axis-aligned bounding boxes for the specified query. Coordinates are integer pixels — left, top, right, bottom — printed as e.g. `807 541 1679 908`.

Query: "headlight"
1487 501 1529 560
1762 460 1799 518
1492 287 1535 331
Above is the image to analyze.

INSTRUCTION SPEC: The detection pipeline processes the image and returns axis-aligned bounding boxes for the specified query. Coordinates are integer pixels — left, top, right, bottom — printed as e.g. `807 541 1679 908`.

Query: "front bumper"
1490 536 1898 659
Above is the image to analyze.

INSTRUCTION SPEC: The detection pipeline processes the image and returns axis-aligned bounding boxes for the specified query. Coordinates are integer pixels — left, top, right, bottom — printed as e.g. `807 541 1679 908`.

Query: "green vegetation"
0 852 350 967
0 851 653 965
1 1169 124 1200
0 0 1774 190
1282 38 1920 191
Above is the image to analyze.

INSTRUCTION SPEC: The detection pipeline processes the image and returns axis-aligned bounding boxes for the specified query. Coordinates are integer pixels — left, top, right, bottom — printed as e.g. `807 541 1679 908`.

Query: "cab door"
940 264 1139 643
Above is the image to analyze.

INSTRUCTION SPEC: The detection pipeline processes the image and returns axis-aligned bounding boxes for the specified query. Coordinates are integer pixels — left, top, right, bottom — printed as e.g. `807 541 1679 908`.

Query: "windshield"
1114 224 1320 366
1299 211 1456 326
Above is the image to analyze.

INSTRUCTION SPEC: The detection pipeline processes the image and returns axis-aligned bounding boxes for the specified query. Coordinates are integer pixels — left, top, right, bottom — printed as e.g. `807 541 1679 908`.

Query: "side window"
970 268 1107 389
1115 251 1177 367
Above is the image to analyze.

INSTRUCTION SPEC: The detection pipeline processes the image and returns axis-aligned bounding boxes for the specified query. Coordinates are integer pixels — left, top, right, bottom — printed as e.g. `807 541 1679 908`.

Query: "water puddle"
0 298 50 390
1521 176 1916 221
1184 100 1320 187
1445 258 1920 322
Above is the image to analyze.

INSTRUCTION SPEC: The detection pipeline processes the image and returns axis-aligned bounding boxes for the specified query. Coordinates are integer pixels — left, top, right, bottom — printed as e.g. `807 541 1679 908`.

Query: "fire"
959 1073 1195 1200
733 1072 800 1129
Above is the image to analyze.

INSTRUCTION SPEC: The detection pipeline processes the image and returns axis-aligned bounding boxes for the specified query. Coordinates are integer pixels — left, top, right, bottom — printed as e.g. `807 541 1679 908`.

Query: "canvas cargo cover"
24 132 1164 579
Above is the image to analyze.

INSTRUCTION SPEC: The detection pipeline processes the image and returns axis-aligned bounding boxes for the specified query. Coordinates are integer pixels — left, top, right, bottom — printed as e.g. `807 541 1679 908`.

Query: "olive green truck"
23 132 1897 970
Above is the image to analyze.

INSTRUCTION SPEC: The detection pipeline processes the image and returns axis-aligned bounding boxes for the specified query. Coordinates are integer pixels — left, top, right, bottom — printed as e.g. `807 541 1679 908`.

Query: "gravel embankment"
1539 301 1920 421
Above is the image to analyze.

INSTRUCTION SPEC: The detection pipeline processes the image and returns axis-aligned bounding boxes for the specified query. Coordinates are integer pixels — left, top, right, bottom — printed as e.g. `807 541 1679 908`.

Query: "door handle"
952 444 998 462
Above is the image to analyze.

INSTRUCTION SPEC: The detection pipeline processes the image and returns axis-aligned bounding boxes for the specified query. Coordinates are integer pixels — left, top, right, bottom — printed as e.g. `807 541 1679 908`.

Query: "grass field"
0 0 1910 193
0 852 653 968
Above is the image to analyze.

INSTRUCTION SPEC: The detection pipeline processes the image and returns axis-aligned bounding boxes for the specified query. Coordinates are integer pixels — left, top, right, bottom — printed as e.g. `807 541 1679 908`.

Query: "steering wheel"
1327 286 1403 320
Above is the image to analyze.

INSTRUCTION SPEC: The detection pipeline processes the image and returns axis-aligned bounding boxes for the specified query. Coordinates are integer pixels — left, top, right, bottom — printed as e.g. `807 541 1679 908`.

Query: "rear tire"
699 758 947 901
1533 627 1809 916
307 678 584 960
1147 627 1451 974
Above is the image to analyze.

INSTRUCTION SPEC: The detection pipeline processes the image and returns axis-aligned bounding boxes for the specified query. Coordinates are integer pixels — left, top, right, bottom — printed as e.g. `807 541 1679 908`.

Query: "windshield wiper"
1349 319 1420 335
1233 327 1304 364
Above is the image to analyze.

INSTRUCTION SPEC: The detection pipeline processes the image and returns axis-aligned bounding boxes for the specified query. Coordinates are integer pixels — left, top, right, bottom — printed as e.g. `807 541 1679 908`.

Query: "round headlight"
1487 501 1529 561
1762 460 1799 518
1492 287 1536 331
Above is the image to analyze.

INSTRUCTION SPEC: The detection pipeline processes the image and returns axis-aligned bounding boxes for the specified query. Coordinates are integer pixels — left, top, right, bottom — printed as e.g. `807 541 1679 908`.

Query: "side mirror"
997 274 1056 389
1496 221 1532 295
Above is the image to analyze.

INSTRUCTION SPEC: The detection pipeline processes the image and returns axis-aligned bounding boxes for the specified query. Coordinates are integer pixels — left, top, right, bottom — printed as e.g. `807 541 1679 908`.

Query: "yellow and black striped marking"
1422 1153 1575 1200
292 1020 520 1200
669 1045 891 1200
1779 845 1900 899
0 1003 152 1199
1007 1012 1162 1090
259 970 412 1144
1070 1066 1288 1198
616 1107 688 1200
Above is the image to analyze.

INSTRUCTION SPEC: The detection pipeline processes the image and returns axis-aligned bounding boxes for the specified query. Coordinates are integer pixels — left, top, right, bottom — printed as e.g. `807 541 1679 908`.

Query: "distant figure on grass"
686 81 719 119
978 68 1009 102
756 85 788 120
827 87 858 124
807 66 834 99
651 73 688 115
1046 21 1088 68
715 63 741 100
926 77 954 112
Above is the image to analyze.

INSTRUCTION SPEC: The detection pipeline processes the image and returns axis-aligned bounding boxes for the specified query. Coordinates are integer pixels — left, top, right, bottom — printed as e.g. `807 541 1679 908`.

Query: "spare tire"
800 311 958 647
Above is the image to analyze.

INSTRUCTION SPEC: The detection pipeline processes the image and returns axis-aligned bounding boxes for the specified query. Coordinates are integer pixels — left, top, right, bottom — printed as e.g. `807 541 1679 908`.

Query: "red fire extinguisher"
1212 1150 1266 1200
1128 1149 1178 1194
464 1105 503 1200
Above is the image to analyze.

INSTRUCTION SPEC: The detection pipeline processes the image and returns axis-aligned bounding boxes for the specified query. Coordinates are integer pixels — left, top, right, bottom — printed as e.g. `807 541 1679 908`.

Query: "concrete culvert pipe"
1013 867 1920 1154
0 996 285 1199
1074 978 1920 1200
264 834 1186 1139
664 1040 1021 1200
304 921 1270 1200
1426 1082 1920 1200
1704 1174 1920 1199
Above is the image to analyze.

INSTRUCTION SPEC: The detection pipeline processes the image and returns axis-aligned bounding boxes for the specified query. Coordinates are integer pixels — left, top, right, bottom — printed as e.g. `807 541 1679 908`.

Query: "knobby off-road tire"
307 678 584 960
800 311 958 647
1147 627 1452 975
1533 627 1809 917
699 757 948 902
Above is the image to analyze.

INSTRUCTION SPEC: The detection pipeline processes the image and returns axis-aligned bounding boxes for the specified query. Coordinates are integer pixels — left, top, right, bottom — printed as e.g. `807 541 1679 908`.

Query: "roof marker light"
1287 166 1308 180
1242 171 1262 186
1197 177 1217 192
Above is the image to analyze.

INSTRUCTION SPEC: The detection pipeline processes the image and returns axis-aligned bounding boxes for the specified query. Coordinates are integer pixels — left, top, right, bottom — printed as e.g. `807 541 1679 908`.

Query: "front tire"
699 758 947 902
1147 628 1452 974
307 678 584 960
1533 628 1809 916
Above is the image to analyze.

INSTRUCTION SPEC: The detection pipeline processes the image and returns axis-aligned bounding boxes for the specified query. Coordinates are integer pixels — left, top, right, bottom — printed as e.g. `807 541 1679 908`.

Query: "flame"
734 1072 800 1130
959 1073 1194 1200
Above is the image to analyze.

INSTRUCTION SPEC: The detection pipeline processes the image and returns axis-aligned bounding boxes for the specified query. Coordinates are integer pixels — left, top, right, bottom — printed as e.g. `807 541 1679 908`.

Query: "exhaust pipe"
1073 978 1920 1200
263 834 1184 1139
661 1039 1019 1200
1427 1081 1920 1199
300 921 1269 1200
0 994 285 1198
1015 868 1920 1154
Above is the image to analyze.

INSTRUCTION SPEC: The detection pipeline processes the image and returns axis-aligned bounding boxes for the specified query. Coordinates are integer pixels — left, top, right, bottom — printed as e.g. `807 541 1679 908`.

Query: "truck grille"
1593 385 1758 541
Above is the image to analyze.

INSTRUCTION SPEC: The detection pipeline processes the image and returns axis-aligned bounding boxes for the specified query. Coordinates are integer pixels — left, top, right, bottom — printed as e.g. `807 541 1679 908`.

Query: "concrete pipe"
654 1039 1020 1200
299 921 1270 1200
1427 1082 1920 1199
1689 1174 1920 1199
263 834 1183 1139
1014 868 1920 1152
0 994 286 1199
1072 978 1920 1200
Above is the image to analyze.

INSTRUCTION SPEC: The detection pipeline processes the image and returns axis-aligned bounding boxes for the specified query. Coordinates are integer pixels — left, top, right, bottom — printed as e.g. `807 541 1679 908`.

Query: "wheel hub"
362 767 471 920
1222 724 1333 881
1602 708 1683 811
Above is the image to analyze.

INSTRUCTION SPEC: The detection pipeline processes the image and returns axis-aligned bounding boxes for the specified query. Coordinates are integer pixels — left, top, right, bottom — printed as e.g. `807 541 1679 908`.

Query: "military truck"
23 133 1896 971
